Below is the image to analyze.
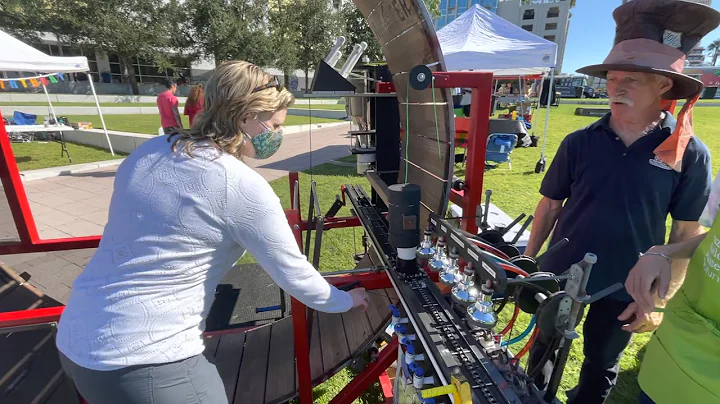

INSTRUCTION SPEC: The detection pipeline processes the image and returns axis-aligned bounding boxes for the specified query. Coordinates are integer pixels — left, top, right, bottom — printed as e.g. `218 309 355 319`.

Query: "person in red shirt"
184 84 204 127
157 79 183 134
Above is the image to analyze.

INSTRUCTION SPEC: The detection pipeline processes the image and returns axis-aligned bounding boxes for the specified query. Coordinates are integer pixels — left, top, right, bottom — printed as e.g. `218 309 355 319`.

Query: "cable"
498 263 530 278
501 315 535 347
431 77 441 160
468 238 511 260
499 304 520 336
404 75 410 183
527 337 561 379
515 326 539 359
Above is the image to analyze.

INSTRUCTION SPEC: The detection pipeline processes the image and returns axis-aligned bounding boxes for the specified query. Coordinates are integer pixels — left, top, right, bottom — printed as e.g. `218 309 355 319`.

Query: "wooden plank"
1 331 67 404
213 332 246 402
366 0 424 46
354 0 382 16
383 24 439 75
318 311 350 375
203 335 221 362
342 304 374 355
398 162 450 224
365 289 391 331
308 311 324 381
264 318 296 404
0 330 54 386
235 325 272 404
386 288 400 304
393 65 447 105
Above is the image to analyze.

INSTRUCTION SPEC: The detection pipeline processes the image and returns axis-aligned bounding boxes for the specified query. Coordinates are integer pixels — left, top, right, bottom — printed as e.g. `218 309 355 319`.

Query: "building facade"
435 0 573 73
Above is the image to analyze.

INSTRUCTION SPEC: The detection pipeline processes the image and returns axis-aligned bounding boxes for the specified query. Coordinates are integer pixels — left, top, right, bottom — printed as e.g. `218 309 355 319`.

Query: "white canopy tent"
0 30 114 155
438 5 558 170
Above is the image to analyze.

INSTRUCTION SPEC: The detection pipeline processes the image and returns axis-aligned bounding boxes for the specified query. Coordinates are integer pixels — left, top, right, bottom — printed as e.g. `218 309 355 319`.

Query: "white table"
449 203 530 251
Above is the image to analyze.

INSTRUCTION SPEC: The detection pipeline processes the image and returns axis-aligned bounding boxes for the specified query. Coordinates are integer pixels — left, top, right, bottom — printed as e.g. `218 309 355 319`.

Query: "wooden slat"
386 287 400 304
318 311 350 375
342 304 374 354
308 311 324 381
402 134 452 179
354 0 382 16
393 65 447 105
398 103 454 144
235 325 272 404
1 332 66 404
213 332 246 402
366 0 425 46
203 335 221 362
398 162 450 222
264 318 296 404
365 289 391 331
383 24 439 75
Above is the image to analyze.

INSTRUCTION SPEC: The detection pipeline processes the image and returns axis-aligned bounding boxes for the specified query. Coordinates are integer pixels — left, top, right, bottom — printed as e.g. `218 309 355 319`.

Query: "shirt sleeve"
225 168 353 313
539 135 573 201
669 140 712 223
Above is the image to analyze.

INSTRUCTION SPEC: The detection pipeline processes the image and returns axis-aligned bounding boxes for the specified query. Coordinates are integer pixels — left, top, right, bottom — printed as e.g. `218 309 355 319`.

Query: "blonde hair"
170 61 294 158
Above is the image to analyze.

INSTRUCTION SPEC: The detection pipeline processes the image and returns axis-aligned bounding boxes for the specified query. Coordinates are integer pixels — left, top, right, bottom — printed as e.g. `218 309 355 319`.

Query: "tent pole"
517 75 524 118
88 74 115 156
41 83 59 126
541 69 554 159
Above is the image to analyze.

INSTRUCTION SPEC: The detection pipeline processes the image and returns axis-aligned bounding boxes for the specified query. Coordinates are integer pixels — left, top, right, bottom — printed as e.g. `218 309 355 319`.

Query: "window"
332 0 341 10
522 24 533 31
544 35 556 42
547 6 560 18
523 9 535 20
545 23 557 31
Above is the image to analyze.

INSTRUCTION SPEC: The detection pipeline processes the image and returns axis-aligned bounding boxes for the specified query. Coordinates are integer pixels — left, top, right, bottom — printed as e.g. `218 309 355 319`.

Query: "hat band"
603 38 686 73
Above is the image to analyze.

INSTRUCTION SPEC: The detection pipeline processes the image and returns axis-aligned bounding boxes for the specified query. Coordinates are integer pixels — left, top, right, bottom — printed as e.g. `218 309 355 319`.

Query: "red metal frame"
328 337 399 404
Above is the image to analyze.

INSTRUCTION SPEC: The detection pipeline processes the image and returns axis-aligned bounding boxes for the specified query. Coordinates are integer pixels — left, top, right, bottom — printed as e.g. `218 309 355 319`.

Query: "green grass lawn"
11 141 125 171
34 114 341 135
263 104 720 403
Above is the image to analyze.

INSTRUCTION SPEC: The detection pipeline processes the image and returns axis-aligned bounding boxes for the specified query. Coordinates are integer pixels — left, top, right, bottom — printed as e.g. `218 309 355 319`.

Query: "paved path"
0 125 353 302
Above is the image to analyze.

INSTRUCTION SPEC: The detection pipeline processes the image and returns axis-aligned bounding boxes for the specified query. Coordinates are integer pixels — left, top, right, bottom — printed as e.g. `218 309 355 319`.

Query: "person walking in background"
157 79 183 134
184 83 204 127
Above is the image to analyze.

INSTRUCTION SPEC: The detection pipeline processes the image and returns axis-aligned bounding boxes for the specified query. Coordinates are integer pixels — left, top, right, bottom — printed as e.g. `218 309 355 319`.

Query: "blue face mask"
246 120 283 159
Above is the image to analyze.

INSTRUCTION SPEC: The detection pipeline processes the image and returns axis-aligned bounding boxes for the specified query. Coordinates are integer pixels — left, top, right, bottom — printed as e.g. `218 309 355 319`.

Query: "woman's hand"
625 251 671 314
617 302 664 333
348 288 369 312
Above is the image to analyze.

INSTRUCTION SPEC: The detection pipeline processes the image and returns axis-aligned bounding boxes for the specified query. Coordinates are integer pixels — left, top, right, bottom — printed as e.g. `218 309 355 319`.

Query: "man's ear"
660 77 674 95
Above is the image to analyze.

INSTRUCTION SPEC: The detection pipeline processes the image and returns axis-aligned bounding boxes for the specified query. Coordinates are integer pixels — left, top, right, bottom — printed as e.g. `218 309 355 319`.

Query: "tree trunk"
284 72 290 91
120 55 140 95
304 68 309 93
713 50 719 67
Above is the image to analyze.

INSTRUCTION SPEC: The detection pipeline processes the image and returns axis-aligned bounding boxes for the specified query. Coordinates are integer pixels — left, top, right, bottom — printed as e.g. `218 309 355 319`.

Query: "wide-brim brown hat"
577 0 720 100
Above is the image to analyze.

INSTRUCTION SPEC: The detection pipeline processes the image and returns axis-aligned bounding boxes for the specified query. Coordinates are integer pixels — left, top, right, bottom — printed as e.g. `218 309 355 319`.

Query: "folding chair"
485 133 518 170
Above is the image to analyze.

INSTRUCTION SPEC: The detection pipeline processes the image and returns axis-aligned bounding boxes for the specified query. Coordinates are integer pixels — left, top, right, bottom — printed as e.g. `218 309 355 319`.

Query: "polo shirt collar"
589 111 676 134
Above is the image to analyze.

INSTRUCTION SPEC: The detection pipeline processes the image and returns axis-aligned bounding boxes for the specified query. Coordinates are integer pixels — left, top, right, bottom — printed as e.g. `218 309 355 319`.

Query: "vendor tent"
438 5 558 173
0 30 114 155
437 4 558 75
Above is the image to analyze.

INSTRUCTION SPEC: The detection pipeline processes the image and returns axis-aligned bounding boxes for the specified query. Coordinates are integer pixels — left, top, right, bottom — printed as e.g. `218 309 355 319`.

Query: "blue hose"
501 315 536 347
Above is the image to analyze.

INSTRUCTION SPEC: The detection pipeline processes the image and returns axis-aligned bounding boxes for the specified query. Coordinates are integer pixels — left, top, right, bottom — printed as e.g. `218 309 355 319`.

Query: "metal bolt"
293 224 299 230
417 73 426 82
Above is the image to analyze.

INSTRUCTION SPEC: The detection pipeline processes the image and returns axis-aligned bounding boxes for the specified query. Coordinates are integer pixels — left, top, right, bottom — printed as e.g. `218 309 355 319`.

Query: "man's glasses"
252 76 281 93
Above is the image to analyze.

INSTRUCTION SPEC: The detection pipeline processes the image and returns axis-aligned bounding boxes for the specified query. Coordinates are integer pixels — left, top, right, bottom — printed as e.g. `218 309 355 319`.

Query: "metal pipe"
325 36 346 67
88 74 114 155
322 267 385 276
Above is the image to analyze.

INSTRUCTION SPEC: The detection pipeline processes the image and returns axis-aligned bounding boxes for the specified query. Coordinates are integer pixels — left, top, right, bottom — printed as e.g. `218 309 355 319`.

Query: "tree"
269 0 301 86
295 0 343 91
185 0 274 68
341 2 383 62
707 39 720 66
423 0 441 19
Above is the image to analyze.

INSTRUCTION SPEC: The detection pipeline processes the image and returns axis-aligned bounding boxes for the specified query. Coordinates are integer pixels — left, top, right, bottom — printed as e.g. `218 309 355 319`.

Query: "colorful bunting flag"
30 78 39 87
0 82 4 90
58 73 65 81
49 75 58 84
9 81 18 89
40 77 49 86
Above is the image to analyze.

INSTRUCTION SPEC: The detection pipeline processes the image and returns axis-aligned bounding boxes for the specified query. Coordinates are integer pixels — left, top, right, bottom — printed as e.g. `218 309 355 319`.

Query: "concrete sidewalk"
0 124 354 302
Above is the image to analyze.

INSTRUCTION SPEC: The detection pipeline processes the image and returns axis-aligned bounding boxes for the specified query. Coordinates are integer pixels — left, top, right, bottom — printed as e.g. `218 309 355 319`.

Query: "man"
157 79 183 134
524 1 718 403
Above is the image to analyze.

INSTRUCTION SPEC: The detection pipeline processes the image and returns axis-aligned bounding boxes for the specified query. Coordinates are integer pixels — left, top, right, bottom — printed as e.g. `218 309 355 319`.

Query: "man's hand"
348 288 369 312
625 252 671 313
617 302 663 333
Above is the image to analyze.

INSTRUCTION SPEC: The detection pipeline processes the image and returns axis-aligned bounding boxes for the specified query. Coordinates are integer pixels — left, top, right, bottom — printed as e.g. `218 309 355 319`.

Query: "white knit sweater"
56 135 352 371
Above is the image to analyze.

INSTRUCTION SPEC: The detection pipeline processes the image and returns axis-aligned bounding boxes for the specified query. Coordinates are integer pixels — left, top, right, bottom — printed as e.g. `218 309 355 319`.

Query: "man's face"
606 71 672 116
170 84 177 94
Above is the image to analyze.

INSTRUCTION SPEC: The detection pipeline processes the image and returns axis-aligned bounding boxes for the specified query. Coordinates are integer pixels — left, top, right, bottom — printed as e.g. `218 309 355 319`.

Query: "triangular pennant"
10 81 18 89
30 78 39 87
57 73 65 81
49 75 58 84
40 77 49 86
20 79 27 88
0 82 5 90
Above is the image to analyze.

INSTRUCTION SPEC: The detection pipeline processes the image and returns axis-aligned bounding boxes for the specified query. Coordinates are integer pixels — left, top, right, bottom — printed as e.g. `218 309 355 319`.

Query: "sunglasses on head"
252 76 281 93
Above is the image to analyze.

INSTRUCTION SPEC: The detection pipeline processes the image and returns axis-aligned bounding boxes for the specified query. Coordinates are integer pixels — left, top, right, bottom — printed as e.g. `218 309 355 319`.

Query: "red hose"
515 327 539 359
498 262 530 278
469 238 511 260
500 304 520 336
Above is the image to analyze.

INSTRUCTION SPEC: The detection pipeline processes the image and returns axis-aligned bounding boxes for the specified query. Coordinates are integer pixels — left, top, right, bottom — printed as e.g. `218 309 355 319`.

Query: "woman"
184 83 204 126
624 169 720 404
56 61 369 404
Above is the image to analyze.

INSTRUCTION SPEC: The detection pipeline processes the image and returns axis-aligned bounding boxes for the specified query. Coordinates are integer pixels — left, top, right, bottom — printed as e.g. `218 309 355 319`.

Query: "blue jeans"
59 351 227 404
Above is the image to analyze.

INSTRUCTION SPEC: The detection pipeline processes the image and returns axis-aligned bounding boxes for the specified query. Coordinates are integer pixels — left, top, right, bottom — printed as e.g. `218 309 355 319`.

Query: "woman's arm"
225 169 355 313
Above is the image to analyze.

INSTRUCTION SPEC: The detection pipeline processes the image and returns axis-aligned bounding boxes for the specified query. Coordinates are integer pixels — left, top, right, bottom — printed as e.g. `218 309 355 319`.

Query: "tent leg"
535 68 554 174
88 75 115 156
42 83 71 163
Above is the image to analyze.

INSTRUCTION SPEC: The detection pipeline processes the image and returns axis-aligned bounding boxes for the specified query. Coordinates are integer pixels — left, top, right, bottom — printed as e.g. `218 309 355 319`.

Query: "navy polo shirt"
540 112 712 301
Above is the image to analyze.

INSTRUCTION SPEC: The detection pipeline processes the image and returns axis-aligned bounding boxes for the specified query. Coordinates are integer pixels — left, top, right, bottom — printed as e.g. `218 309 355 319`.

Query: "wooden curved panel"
354 0 455 225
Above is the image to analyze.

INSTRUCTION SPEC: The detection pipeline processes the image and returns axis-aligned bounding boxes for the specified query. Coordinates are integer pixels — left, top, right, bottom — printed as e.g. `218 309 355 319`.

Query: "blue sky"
562 0 720 74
